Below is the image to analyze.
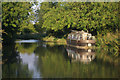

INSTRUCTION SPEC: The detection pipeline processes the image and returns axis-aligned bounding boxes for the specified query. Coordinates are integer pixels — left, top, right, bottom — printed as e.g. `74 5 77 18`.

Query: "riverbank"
6 32 120 66
17 34 67 44
42 36 67 44
96 31 119 57
16 32 120 55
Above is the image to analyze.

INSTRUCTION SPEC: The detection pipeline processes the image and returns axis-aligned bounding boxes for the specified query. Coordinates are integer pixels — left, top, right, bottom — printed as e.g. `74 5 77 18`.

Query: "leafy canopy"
38 2 119 36
2 2 36 43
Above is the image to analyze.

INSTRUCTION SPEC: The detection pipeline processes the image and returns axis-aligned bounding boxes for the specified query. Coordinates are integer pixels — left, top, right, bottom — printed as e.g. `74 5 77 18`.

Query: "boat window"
76 34 79 39
78 36 80 40
77 35 79 39
72 34 74 39
80 55 82 58
74 34 77 40
87 55 88 59
68 30 95 41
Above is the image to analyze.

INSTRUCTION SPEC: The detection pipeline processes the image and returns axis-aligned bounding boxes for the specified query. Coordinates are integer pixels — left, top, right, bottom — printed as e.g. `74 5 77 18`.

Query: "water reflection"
16 43 37 54
2 41 120 78
20 53 40 78
2 43 33 78
66 46 96 63
16 42 41 78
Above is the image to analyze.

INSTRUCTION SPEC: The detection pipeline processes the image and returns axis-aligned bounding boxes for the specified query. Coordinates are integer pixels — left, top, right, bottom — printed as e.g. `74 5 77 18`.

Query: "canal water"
2 40 120 78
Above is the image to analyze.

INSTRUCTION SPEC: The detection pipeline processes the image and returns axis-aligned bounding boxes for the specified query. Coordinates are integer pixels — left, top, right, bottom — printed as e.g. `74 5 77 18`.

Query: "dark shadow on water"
2 42 33 78
2 43 19 64
22 43 33 49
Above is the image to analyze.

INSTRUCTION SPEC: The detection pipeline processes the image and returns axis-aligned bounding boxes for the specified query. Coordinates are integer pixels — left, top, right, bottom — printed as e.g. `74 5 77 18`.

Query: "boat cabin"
67 30 96 47
67 30 95 40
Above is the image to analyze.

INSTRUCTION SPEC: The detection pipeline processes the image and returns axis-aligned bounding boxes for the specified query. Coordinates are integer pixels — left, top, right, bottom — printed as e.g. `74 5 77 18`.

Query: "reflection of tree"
95 49 120 66
2 43 33 78
2 43 19 64
40 55 119 78
22 43 33 49
16 43 37 54
34 44 67 58
34 44 68 77
34 44 119 78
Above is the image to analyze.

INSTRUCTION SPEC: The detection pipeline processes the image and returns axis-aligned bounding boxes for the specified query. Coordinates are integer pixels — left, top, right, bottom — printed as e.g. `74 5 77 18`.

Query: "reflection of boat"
66 46 96 63
67 30 96 47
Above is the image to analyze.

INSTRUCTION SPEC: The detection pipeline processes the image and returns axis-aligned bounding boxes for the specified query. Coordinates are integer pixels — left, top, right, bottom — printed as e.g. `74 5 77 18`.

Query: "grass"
42 36 67 44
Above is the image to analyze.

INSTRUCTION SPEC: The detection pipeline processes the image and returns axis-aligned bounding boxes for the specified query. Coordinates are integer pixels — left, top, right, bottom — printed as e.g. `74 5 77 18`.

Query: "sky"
31 0 41 24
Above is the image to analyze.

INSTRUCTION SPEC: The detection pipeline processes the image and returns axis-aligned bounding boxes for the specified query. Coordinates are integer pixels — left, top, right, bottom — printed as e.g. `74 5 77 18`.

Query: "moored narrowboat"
67 30 96 47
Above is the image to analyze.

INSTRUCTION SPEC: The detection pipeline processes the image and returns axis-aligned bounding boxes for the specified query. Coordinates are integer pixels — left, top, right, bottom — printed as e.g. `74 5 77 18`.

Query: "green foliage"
17 33 42 40
23 28 32 34
34 22 45 34
34 44 119 78
2 2 35 43
38 2 119 36
36 2 55 33
16 43 37 54
96 32 119 57
20 22 36 34
43 36 67 44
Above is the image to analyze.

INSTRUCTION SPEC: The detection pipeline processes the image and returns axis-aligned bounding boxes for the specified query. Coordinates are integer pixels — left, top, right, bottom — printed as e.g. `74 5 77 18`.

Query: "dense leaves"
38 2 119 36
2 2 35 44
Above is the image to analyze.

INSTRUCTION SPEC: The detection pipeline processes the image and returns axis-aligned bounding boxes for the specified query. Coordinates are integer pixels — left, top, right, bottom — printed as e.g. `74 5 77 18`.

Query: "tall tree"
35 2 58 34
2 2 35 44
38 2 119 36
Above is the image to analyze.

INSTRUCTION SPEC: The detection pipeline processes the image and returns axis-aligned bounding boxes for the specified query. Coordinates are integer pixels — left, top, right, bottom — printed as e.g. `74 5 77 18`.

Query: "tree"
35 2 59 35
2 2 35 44
38 2 119 36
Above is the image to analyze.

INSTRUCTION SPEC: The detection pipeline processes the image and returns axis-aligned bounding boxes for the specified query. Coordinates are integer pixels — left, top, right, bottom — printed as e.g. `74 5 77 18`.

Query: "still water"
2 40 120 78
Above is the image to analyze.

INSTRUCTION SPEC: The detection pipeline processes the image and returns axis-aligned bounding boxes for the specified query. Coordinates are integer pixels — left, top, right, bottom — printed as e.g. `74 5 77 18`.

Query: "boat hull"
67 39 96 46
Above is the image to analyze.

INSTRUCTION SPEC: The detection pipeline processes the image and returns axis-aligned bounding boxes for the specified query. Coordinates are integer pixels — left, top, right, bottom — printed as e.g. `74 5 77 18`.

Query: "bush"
96 32 119 57
42 36 67 44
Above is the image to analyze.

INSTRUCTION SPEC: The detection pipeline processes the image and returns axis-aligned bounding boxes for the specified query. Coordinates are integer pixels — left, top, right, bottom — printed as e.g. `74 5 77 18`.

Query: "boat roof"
70 30 89 35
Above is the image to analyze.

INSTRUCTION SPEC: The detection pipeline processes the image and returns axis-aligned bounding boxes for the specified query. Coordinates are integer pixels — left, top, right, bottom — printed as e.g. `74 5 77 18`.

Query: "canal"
2 40 120 78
